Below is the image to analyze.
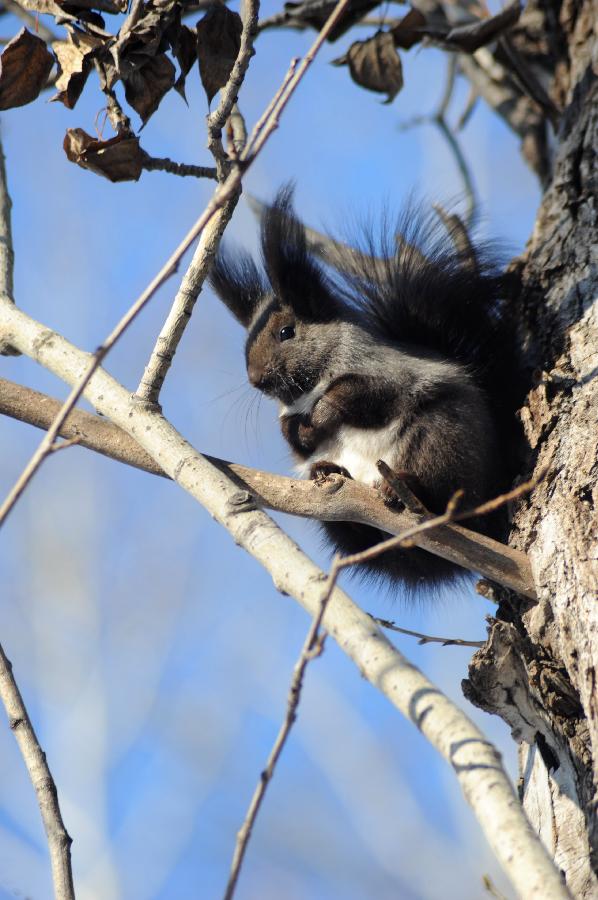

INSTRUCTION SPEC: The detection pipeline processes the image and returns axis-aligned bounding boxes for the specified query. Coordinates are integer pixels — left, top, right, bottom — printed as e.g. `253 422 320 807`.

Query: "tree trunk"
463 1 598 896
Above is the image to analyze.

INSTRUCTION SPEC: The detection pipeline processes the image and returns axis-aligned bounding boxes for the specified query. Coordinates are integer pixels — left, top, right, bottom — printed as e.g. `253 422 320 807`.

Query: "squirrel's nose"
247 363 261 387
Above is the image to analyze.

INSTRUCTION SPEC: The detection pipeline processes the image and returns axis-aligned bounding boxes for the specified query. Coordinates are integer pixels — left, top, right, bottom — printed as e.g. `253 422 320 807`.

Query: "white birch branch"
134 197 240 408
0 297 569 900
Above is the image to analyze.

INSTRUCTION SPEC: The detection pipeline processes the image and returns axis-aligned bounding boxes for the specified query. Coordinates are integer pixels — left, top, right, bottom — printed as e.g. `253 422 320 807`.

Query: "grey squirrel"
209 187 521 591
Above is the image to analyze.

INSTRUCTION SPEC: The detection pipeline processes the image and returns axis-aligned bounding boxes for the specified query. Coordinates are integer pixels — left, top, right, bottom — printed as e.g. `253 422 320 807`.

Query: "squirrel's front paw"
310 461 352 481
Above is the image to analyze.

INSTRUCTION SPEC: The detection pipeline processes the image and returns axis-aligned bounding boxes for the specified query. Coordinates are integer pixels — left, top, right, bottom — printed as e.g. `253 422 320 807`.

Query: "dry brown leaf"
418 0 522 52
333 31 403 103
170 23 197 100
281 0 380 42
196 4 242 105
51 31 102 109
123 53 176 123
63 128 144 181
0 28 54 110
391 8 426 50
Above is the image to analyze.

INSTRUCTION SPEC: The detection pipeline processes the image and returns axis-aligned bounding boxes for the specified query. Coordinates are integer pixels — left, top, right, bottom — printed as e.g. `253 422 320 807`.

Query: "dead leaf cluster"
0 0 244 181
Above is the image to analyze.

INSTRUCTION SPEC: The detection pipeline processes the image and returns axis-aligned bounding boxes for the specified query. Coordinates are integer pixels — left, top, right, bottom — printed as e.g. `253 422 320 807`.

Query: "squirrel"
209 187 521 592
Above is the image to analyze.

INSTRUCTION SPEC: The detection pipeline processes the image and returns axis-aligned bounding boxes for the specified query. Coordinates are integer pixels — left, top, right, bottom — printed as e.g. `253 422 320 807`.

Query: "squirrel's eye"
279 325 295 342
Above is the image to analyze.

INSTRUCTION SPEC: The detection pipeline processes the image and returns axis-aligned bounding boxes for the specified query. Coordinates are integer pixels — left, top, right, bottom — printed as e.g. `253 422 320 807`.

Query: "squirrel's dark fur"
210 187 521 593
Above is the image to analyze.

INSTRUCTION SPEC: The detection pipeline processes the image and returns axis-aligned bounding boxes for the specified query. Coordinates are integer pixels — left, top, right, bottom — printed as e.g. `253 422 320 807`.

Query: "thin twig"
433 116 477 226
241 58 298 159
236 0 352 163
399 56 477 226
0 376 537 597
325 469 546 575
0 643 74 900
140 153 217 180
456 82 479 130
371 617 485 648
437 53 457 119
483 873 510 900
312 473 541 652
224 594 330 899
257 2 384 34
48 436 81 452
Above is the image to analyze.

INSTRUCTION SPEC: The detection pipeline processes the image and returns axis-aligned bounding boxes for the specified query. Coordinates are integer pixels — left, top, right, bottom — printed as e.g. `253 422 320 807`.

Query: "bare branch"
0 376 536 597
456 83 478 130
371 617 485 648
0 300 569 900
140 153 217 180
207 0 260 176
48 435 81 452
0 643 74 900
399 57 477 226
240 58 298 159
224 594 330 899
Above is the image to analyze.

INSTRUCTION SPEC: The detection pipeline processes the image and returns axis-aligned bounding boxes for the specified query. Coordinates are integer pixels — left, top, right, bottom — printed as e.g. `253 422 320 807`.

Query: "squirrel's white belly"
295 423 399 488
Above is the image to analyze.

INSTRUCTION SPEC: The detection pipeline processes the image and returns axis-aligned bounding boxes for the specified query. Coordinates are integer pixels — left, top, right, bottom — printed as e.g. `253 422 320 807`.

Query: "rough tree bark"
463 0 598 896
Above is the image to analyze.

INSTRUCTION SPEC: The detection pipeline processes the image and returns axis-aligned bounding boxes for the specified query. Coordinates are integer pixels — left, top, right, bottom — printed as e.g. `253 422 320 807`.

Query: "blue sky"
0 3 540 897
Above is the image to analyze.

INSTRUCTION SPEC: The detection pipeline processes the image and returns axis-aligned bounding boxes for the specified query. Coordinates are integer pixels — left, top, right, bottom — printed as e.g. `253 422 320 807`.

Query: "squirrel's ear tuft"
209 247 267 328
261 184 340 322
